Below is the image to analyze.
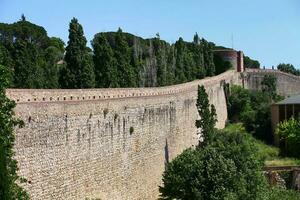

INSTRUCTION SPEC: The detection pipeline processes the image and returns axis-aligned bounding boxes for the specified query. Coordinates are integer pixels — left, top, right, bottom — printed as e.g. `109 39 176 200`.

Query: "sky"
0 0 299 68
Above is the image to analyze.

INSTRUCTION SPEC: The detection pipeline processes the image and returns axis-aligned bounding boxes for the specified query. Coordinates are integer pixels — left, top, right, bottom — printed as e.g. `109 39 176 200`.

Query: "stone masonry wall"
244 69 300 97
6 70 242 200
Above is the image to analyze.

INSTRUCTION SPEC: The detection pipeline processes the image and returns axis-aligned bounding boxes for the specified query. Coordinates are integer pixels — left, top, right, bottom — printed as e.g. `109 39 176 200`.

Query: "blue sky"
1 0 299 68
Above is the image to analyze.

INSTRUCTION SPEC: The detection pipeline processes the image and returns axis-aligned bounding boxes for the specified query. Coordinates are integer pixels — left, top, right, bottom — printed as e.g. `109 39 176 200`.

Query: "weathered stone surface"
244 69 300 97
6 70 241 200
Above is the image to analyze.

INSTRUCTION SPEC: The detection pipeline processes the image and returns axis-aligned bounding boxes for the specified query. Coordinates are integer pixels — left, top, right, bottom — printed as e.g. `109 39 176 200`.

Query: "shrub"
160 127 268 200
276 117 300 158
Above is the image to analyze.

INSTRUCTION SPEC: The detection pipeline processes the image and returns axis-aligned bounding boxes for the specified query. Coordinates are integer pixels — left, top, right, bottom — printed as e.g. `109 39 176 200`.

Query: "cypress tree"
174 37 187 83
114 28 136 87
92 34 118 88
62 18 95 88
192 33 206 79
195 85 217 146
153 37 167 86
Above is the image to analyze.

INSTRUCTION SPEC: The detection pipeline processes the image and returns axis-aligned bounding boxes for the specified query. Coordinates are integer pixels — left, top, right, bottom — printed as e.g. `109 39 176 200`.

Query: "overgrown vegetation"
276 117 300 158
277 63 300 76
160 86 265 199
244 55 260 69
0 15 65 89
0 63 28 198
0 16 247 89
227 75 282 143
160 86 300 200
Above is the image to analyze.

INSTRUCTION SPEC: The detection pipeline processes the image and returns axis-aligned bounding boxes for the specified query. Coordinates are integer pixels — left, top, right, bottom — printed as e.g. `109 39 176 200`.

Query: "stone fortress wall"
7 70 242 200
244 69 300 97
8 48 300 199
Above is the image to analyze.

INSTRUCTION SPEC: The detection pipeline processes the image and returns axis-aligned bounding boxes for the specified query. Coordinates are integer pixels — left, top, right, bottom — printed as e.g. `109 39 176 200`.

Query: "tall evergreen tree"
201 39 215 77
61 18 95 88
153 37 167 86
92 33 118 88
13 40 44 88
195 85 217 146
113 28 136 87
174 37 187 83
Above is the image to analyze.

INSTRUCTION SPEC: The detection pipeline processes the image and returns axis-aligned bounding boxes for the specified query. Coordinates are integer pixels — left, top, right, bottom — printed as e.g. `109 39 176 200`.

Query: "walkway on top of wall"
245 68 300 80
6 70 238 104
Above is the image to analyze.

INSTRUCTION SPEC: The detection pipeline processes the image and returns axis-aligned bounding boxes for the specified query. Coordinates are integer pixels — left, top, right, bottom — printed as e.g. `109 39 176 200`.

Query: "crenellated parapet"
6 70 239 104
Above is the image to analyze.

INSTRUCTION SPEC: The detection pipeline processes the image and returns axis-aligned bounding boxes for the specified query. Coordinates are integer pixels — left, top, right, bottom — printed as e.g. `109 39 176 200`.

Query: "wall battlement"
7 70 238 104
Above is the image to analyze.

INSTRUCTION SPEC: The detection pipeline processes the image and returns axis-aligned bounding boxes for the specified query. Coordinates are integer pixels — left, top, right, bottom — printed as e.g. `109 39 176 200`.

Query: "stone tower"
214 49 244 72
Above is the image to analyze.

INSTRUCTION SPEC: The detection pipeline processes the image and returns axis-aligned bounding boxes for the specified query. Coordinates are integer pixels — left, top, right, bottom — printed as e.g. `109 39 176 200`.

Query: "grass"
265 158 300 167
223 123 300 167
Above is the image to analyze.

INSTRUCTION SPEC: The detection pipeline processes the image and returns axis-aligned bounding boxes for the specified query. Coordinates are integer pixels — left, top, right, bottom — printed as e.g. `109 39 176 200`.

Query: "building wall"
244 69 300 97
6 70 241 200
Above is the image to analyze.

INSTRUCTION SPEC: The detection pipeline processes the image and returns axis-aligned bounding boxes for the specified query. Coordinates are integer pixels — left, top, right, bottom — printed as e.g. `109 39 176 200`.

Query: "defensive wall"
7 70 242 200
244 69 300 97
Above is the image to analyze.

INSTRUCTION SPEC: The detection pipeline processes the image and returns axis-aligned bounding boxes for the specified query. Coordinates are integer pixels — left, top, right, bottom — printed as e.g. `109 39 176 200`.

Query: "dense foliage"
244 55 260 69
59 18 95 88
0 15 64 88
0 17 240 89
92 31 220 87
277 63 300 76
276 117 300 158
159 125 269 200
227 75 281 143
0 63 28 199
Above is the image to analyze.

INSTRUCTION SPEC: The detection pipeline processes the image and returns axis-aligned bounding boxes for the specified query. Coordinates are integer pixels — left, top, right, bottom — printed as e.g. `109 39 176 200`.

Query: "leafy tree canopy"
277 63 300 76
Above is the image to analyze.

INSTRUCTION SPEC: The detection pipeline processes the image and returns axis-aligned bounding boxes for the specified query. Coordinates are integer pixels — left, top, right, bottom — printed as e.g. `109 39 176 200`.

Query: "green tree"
227 85 275 142
61 18 95 88
244 55 260 69
113 28 136 87
13 40 44 88
201 39 215 76
276 117 300 158
153 37 167 86
277 63 300 76
195 85 217 146
0 15 64 89
160 125 268 200
174 38 187 83
159 147 238 200
192 33 206 79
92 33 118 88
0 64 29 200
